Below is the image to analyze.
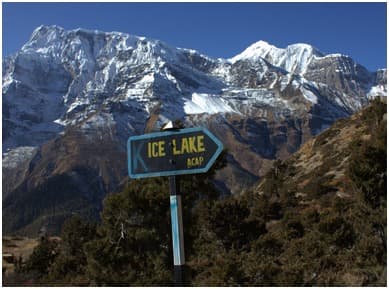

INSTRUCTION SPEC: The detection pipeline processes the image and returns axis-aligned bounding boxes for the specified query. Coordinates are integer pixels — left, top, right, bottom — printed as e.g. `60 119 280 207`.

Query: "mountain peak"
230 40 324 74
229 40 278 63
248 40 275 50
29 25 65 41
23 25 66 53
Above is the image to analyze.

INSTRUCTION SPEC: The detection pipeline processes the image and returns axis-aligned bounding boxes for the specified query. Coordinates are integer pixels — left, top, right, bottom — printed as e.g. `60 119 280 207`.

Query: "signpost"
127 127 223 285
127 127 223 179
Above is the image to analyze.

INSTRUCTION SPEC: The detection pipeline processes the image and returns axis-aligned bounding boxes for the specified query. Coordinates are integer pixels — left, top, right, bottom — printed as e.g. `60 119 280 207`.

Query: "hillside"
256 98 386 201
246 98 386 285
5 99 386 286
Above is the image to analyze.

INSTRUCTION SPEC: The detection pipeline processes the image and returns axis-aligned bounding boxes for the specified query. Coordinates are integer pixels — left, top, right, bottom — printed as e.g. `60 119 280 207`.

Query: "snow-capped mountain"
2 25 386 235
230 40 324 75
4 25 385 151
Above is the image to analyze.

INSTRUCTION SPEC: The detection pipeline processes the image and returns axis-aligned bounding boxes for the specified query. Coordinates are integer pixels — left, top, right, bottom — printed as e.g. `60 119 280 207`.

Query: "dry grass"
2 236 39 275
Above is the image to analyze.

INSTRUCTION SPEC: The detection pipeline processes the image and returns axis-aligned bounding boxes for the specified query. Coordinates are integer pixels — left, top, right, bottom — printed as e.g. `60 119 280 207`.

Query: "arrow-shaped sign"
127 127 223 178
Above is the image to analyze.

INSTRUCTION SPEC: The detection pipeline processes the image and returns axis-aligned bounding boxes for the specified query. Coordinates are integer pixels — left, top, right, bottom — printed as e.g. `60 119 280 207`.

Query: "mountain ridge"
2 25 386 235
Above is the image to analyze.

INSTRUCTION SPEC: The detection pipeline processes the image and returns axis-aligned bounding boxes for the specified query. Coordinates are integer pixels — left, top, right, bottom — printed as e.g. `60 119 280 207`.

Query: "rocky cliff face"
2 25 386 235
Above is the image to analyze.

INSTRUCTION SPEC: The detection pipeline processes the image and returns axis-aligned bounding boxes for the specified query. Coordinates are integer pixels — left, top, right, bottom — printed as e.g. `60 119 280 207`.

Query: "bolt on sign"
127 127 223 178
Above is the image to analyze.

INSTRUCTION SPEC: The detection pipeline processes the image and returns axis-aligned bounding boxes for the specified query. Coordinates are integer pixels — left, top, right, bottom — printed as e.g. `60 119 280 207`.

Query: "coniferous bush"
16 102 386 286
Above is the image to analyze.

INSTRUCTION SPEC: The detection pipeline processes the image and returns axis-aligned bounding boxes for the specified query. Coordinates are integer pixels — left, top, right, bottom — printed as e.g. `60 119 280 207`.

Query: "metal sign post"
169 175 185 285
127 126 223 285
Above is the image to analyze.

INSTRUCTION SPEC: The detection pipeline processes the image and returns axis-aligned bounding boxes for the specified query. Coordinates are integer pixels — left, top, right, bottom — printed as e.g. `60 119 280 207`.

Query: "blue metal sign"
127 127 223 178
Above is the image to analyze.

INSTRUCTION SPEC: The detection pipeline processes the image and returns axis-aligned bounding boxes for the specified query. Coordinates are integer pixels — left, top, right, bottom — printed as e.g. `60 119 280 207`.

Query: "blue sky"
2 2 387 71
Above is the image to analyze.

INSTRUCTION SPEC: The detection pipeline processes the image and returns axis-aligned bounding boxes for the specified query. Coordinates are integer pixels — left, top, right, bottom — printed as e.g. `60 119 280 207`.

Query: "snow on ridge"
229 41 322 63
301 86 318 104
229 40 279 63
320 53 351 59
23 25 66 51
228 40 325 75
178 47 219 64
367 84 387 99
184 93 237 115
3 146 38 169
286 43 323 56
22 25 177 63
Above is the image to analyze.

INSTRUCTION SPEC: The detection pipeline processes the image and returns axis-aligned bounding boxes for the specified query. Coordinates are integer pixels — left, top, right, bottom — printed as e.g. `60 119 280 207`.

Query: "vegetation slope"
3 99 386 286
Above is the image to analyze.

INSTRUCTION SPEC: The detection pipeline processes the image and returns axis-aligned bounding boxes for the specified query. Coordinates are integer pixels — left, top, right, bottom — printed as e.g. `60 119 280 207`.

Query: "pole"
169 175 185 285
